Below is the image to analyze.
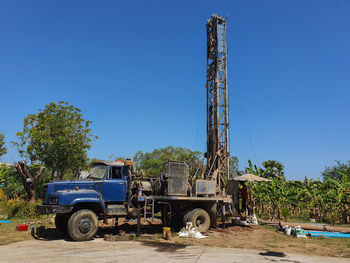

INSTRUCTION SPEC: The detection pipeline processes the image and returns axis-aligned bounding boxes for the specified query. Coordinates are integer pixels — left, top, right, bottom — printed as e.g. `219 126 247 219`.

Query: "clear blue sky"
1 0 349 180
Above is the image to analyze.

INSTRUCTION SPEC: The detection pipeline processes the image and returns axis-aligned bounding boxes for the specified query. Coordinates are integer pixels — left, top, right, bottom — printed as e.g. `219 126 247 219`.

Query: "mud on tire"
185 208 210 232
67 209 98 241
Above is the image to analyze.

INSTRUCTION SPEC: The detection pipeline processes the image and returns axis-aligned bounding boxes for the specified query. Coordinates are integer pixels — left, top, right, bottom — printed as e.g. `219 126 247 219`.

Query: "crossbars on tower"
205 14 230 194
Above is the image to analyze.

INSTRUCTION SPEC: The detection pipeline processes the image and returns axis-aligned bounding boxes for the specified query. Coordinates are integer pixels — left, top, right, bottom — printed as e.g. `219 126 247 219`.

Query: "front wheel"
67 209 98 241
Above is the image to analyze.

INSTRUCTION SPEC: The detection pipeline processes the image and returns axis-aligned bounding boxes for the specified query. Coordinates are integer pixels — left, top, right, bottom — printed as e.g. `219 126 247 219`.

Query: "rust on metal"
205 14 230 194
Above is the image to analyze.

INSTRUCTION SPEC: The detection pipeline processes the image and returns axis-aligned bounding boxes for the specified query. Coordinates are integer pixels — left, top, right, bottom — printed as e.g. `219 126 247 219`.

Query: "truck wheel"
185 208 210 232
183 211 191 226
170 213 183 231
67 209 98 241
55 213 69 233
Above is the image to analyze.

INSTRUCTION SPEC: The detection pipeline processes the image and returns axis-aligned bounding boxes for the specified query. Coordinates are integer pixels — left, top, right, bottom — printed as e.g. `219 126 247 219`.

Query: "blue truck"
37 160 237 241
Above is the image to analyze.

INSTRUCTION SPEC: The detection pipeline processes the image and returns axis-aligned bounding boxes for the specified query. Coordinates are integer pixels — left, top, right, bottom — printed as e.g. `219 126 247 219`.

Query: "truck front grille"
42 185 48 203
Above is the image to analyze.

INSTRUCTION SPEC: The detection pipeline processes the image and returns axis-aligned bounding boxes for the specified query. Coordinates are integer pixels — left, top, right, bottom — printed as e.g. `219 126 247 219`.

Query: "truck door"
101 166 127 202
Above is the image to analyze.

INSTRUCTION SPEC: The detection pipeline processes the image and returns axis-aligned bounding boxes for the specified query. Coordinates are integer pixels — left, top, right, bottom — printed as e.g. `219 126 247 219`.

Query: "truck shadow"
31 221 165 241
31 220 254 242
31 226 72 242
96 221 165 238
137 240 187 252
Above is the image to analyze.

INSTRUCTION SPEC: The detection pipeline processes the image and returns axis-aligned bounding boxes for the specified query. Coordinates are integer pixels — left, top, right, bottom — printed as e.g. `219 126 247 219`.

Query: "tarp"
280 222 350 234
233 174 271 182
305 231 350 238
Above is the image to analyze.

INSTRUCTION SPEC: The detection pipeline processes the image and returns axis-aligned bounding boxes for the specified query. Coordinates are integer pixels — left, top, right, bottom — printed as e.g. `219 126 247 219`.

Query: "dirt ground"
1 219 349 262
109 219 350 258
180 225 350 258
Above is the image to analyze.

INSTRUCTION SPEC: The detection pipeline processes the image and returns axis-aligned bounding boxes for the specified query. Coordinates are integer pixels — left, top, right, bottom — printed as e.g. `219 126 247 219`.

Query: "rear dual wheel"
183 208 210 232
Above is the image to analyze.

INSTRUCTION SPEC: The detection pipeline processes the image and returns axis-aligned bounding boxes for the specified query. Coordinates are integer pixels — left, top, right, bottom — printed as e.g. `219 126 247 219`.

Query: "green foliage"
245 160 270 178
14 101 97 179
3 200 39 218
249 161 350 223
4 175 25 200
322 160 350 181
0 165 7 185
26 163 50 199
0 165 25 199
229 156 240 177
245 160 285 180
262 160 285 180
0 132 7 158
280 208 291 221
325 211 338 226
1 163 51 200
134 146 202 177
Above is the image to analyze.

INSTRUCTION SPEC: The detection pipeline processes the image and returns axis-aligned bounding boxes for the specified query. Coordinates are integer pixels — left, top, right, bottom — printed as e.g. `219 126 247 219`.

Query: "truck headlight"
50 197 58 204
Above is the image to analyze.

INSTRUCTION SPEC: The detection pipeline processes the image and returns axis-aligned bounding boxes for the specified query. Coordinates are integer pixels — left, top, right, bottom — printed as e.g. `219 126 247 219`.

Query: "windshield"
87 165 108 179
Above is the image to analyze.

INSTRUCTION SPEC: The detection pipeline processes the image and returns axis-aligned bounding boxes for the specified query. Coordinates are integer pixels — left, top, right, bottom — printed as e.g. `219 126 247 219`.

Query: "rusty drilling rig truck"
37 14 240 241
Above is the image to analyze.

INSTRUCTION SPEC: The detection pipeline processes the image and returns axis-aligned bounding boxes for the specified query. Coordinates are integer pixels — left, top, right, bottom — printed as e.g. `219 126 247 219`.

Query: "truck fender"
71 197 107 214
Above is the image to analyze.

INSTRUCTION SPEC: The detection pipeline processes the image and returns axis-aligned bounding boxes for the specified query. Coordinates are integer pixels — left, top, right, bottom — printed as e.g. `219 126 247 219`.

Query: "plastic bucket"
162 227 171 239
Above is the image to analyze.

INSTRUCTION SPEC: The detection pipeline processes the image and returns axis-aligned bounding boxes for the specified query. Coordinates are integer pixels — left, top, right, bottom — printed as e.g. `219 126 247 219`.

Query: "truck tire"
185 208 210 232
183 211 191 226
67 209 98 241
170 213 183 231
55 213 69 233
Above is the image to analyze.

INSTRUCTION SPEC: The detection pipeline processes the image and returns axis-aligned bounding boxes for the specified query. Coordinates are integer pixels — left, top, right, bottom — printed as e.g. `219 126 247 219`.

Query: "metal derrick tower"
205 14 230 194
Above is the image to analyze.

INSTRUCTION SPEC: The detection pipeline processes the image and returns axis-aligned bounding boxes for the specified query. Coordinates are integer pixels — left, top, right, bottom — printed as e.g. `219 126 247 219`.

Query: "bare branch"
33 166 45 183
19 161 33 179
14 163 32 196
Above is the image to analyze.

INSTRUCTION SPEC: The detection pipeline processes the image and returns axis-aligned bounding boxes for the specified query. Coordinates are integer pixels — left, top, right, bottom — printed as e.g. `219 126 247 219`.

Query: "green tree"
262 160 285 180
229 156 240 177
0 164 9 186
2 165 25 200
322 160 350 181
14 161 45 202
0 132 7 158
245 160 270 178
1 163 50 201
134 146 202 177
14 101 97 180
249 159 350 223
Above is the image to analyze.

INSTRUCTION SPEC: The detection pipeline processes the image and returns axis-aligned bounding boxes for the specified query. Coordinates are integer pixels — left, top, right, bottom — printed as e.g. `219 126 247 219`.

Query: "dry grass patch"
0 219 34 245
168 225 350 258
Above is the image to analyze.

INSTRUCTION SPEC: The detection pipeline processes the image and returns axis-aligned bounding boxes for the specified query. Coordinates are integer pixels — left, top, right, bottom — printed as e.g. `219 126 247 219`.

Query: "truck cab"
37 160 134 241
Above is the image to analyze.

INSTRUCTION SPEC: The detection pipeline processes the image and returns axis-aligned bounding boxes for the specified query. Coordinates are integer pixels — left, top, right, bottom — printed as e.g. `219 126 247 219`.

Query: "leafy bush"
293 211 310 222
35 174 51 199
250 160 350 223
1 163 51 201
280 208 291 221
259 212 269 220
0 165 26 200
3 200 39 218
324 212 338 226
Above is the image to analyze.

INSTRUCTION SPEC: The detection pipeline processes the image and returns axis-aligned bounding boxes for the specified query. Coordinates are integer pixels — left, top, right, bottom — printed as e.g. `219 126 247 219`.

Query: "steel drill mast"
205 14 230 194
